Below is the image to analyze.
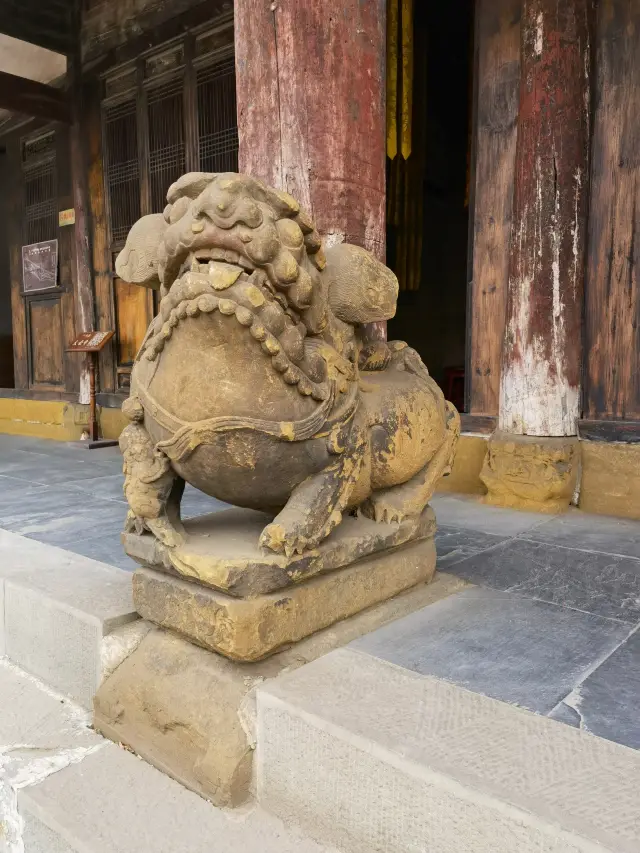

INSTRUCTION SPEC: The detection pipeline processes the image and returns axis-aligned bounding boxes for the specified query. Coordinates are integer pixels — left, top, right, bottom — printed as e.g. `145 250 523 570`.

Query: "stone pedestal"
94 506 444 806
125 507 436 662
480 431 579 513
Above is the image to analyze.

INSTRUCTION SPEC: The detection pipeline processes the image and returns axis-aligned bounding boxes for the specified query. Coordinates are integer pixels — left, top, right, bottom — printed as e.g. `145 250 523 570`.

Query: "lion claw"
361 497 408 525
260 510 343 558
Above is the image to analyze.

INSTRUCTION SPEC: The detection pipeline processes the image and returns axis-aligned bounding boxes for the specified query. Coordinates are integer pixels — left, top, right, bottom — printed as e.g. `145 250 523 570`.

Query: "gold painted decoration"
386 4 424 291
400 0 413 159
386 0 399 160
386 0 413 161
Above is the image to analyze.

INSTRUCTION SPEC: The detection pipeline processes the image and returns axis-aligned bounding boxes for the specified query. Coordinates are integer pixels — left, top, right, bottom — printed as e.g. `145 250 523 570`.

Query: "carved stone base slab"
124 506 436 597
133 534 437 662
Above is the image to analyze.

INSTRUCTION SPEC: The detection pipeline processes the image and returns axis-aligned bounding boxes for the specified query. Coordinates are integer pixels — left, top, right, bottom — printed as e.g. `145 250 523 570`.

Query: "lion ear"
166 172 217 205
115 214 168 289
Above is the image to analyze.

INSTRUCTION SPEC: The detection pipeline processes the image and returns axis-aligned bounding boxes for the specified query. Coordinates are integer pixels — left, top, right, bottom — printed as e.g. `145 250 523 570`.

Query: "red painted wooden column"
235 0 387 341
499 0 591 436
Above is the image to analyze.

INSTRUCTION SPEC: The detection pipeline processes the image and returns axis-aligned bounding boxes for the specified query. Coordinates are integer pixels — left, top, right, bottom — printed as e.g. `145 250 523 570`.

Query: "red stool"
443 367 465 412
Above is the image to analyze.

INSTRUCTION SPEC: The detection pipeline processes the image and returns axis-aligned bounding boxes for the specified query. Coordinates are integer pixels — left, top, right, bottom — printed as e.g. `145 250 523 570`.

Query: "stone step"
0 530 145 708
18 741 338 853
256 647 640 853
0 652 335 853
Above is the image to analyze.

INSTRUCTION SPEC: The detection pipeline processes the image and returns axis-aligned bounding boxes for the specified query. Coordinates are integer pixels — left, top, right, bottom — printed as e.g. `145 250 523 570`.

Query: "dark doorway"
386 0 473 412
0 146 15 388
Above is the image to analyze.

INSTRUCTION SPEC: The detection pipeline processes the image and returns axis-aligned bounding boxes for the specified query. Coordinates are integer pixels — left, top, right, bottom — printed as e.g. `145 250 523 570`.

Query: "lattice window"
147 78 185 213
104 99 140 245
101 18 237 238
22 132 57 245
197 57 238 173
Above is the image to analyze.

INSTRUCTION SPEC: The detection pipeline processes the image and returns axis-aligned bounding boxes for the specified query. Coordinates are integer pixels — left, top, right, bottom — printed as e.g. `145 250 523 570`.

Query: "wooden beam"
236 0 386 255
0 70 70 123
0 13 73 56
460 414 497 435
578 419 640 444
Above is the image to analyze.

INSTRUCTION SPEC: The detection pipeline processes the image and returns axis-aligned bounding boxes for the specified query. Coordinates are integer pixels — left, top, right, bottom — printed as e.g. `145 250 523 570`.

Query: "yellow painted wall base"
579 441 640 521
437 434 488 496
0 398 127 442
436 434 640 522
100 406 128 440
0 398 74 441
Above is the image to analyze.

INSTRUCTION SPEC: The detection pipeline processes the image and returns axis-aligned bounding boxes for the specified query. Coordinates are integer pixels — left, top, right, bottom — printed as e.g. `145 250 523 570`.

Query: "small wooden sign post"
67 330 116 448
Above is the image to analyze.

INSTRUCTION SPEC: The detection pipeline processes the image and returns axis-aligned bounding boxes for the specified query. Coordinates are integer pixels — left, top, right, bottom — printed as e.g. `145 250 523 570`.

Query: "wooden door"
6 127 77 393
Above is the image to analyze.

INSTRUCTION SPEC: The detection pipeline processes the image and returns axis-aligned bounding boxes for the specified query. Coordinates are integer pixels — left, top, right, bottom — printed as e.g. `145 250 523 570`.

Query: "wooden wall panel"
467 0 520 416
585 0 640 419
29 297 64 387
115 278 148 365
4 122 79 394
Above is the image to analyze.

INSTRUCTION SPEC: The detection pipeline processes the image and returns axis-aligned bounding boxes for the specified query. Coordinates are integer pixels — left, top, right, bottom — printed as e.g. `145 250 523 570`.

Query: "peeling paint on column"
236 0 386 262
499 0 592 437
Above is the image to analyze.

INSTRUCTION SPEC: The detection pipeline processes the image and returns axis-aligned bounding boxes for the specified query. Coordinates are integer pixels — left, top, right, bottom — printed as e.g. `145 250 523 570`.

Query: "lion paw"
360 493 414 525
260 522 310 558
260 510 342 558
148 517 184 548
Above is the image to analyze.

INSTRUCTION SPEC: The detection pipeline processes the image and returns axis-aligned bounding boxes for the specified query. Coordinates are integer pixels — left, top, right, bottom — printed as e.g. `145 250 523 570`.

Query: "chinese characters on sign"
67 330 115 352
22 240 58 293
58 208 76 227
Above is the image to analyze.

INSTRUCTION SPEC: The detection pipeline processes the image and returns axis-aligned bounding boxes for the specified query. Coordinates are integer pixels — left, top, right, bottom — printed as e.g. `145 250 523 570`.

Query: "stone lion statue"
115 172 459 558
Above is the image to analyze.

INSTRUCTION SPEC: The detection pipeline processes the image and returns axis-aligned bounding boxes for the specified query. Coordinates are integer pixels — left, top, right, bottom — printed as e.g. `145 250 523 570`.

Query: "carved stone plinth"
480 431 579 513
126 507 436 661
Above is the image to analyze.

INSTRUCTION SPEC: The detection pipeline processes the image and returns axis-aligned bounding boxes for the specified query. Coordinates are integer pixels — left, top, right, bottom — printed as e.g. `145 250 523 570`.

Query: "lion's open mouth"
176 248 255 282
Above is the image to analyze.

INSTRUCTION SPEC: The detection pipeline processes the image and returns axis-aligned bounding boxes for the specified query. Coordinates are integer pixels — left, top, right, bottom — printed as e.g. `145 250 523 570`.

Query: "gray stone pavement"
1 434 639 751
0 434 226 571
360 494 640 752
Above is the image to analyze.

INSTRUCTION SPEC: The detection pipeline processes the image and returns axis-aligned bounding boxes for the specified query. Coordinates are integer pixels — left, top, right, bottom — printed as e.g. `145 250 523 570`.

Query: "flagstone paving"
1 433 639 750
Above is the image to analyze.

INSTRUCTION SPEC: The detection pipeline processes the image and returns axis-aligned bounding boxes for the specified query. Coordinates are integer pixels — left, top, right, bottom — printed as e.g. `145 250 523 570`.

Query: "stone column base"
480 431 579 513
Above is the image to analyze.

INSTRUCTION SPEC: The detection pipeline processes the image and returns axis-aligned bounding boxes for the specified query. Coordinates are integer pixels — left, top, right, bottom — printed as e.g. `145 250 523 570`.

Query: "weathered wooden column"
235 0 387 353
481 0 592 512
69 6 96 405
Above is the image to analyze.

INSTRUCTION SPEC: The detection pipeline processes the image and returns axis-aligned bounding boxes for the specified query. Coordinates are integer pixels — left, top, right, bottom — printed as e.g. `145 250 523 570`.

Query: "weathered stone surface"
133 535 437 661
96 173 461 807
124 505 435 595
95 571 467 807
480 431 579 513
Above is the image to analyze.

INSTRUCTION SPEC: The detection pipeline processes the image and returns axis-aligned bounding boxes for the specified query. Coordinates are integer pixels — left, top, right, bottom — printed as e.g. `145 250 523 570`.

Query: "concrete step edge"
16 742 338 853
256 648 640 853
0 529 142 707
